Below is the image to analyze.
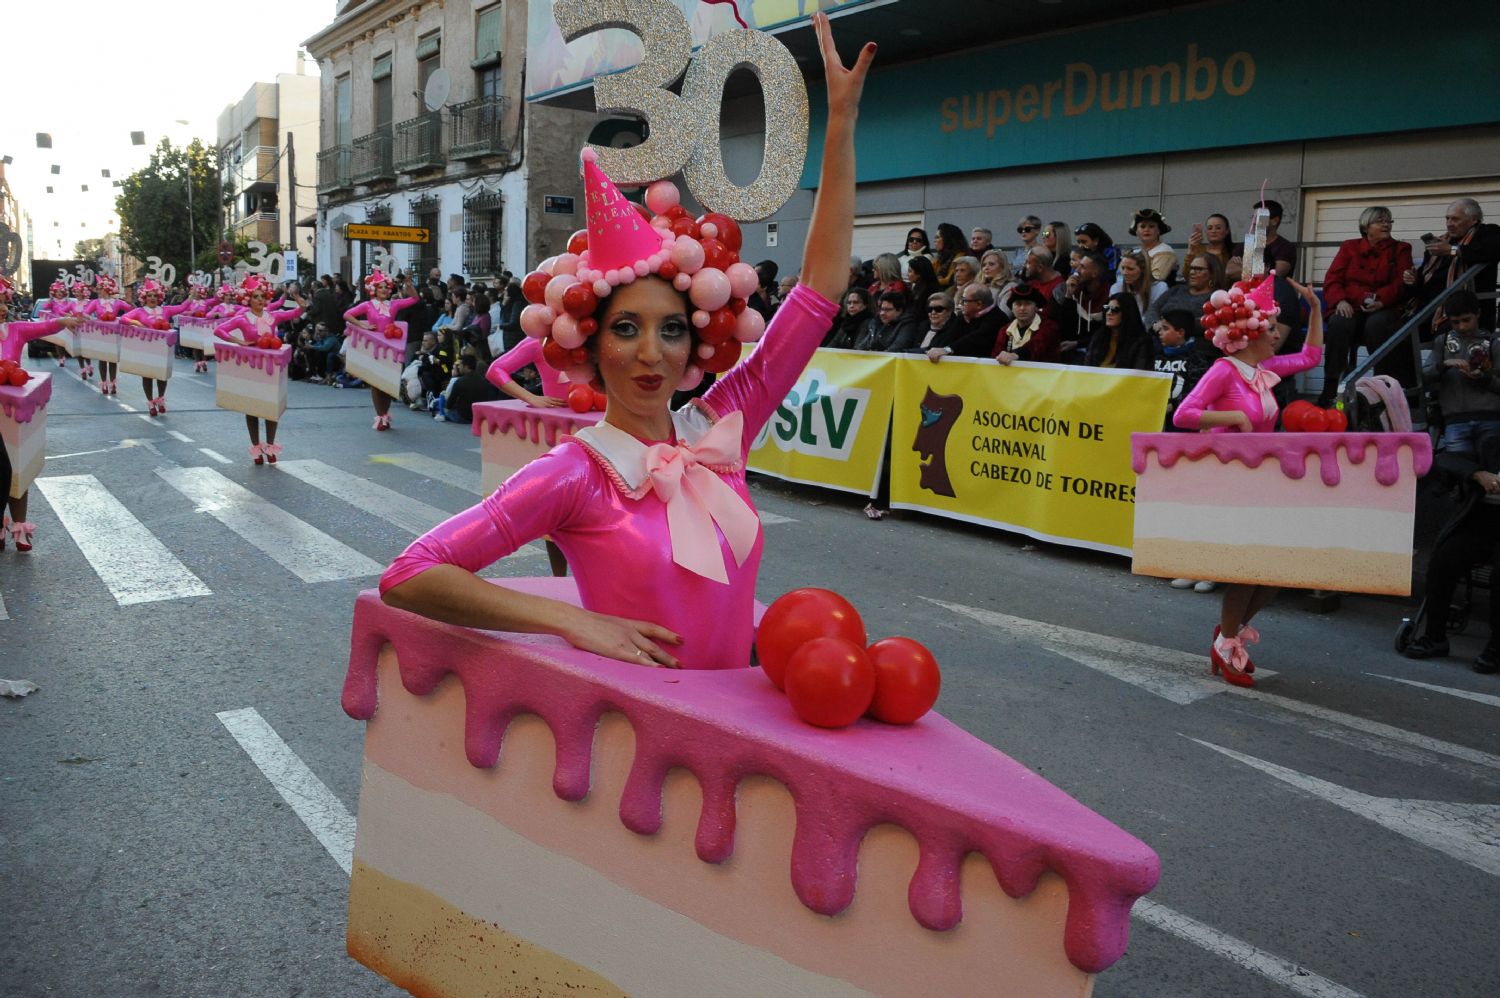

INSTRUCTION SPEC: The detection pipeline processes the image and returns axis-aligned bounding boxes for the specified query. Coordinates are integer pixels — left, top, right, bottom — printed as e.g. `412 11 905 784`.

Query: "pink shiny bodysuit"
344 296 418 334
1173 341 1323 432
121 302 191 326
1 319 67 363
382 284 839 670
485 337 568 398
86 298 133 321
214 306 304 344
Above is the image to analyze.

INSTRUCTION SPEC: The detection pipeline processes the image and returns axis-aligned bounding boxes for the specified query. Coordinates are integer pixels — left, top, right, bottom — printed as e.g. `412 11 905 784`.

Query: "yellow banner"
890 358 1171 554
748 349 894 497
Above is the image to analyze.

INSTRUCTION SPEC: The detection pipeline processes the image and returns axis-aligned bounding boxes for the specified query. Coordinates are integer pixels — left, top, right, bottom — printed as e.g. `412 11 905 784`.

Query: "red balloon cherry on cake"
784 637 877 729
865 637 942 724
1300 408 1329 432
757 588 868 690
1324 407 1348 432
567 383 594 413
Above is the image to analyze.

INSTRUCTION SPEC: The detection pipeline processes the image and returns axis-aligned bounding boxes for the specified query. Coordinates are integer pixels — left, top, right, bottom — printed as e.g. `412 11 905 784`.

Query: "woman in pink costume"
344 270 419 431
121 278 193 415
1172 276 1325 686
86 274 129 323
0 276 80 551
73 278 122 392
182 283 215 372
486 337 569 408
382 14 872 670
38 280 86 377
214 276 306 464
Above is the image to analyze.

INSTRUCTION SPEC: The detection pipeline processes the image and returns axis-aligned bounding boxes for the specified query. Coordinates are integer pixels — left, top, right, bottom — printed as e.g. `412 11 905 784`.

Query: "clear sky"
2 0 333 260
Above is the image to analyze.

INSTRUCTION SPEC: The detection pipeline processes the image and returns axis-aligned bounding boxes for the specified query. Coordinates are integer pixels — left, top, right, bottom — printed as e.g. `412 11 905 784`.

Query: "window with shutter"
474 5 503 67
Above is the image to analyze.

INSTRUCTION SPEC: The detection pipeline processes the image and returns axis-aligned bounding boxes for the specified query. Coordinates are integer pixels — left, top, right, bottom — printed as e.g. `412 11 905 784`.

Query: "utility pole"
285 131 296 251
185 144 196 273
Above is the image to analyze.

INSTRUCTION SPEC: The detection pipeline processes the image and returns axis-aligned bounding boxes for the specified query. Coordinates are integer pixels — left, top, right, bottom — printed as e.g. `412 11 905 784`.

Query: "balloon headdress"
1201 275 1280 355
49 280 68 297
363 268 395 295
517 147 764 390
95 274 118 297
216 283 239 302
240 274 270 300
72 277 93 297
139 278 165 299
188 282 209 299
0 275 15 303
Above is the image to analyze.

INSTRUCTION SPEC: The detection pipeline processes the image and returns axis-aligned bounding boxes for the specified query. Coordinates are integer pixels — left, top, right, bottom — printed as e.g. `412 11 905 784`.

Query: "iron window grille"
462 189 503 279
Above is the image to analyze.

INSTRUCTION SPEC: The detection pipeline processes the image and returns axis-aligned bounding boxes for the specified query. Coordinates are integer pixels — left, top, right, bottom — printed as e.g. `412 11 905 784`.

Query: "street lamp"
175 119 196 271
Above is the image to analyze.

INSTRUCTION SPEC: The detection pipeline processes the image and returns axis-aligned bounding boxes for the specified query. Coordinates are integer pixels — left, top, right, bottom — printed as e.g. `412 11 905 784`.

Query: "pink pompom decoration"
672 236 706 275
581 147 599 164
677 365 705 392
726 262 759 300
733 308 766 343
520 303 554 339
644 180 680 215
1210 289 1230 307
620 268 636 284
700 222 720 240
697 342 716 360
634 259 651 277
592 279 612 297
673 272 693 292
692 309 711 329
551 314 585 349
544 273 580 312
689 267 732 311
554 253 580 276
539 256 558 277
606 269 624 286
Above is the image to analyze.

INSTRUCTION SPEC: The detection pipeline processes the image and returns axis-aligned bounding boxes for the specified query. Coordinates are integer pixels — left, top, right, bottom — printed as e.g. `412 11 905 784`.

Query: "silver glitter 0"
682 28 808 222
554 0 697 187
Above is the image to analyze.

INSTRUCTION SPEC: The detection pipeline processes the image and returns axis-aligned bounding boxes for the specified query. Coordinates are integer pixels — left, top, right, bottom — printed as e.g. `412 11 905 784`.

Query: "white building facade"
216 65 321 260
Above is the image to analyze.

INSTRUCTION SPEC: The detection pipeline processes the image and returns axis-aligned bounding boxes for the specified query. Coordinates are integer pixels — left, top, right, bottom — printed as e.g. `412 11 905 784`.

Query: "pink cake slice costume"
1173 340 1323 432
344 295 418 337
213 306 303 345
384 284 838 671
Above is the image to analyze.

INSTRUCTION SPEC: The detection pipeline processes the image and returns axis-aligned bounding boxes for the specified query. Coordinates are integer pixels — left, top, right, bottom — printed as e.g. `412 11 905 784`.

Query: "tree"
74 238 109 268
114 138 222 281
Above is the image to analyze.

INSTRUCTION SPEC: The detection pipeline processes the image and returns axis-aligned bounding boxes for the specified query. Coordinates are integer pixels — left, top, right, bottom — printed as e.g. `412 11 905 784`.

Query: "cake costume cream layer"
0 373 50 499
343 578 1159 980
1131 432 1430 595
472 400 603 492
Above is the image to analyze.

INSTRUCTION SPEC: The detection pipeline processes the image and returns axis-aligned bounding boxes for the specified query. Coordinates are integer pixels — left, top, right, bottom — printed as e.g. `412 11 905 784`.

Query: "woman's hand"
1334 300 1355 318
562 610 681 668
1474 470 1500 495
1230 410 1254 432
525 391 565 408
814 12 876 118
926 347 946 363
1287 278 1317 305
995 351 1018 365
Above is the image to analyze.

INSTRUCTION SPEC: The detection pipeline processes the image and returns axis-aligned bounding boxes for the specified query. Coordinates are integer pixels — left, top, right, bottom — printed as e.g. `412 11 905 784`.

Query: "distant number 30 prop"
554 0 809 221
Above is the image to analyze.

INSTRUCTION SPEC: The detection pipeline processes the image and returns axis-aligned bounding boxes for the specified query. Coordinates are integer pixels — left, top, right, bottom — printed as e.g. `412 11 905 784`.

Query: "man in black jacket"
855 291 920 352
930 284 1005 359
1406 198 1500 329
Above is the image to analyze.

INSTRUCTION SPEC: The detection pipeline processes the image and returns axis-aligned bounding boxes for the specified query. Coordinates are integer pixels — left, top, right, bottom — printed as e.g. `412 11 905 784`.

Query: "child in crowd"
1425 290 1500 459
1153 308 1217 431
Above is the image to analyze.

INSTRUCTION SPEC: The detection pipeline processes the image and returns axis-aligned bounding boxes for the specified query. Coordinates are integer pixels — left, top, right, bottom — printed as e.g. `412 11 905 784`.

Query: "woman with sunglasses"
910 293 965 354
898 227 932 271
1087 293 1155 370
1011 216 1043 271
1042 222 1073 277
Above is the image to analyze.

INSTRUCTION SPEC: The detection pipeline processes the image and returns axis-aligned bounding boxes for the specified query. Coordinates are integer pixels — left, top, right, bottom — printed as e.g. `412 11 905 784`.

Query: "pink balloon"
692 309 711 329
697 342 716 360
592 279 612 298
519 304 554 339
700 222 720 240
539 256 558 277
645 180 681 216
689 268 732 311
553 253 580 276
726 262 758 300
733 308 766 343
551 314 584 349
677 364 704 392
1210 289 1230 307
672 236 706 275
673 272 693 293
564 364 594 384
544 273 580 312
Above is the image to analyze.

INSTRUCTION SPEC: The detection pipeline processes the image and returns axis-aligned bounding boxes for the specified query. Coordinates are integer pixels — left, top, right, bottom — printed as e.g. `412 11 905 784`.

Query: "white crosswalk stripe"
34 474 213 606
0 591 8 620
371 451 484 495
1368 673 1500 709
276 459 454 537
157 466 383 583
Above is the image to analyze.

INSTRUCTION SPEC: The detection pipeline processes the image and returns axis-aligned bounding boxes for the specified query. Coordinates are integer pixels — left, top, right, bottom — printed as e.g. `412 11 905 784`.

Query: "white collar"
571 402 721 498
1226 355 1258 381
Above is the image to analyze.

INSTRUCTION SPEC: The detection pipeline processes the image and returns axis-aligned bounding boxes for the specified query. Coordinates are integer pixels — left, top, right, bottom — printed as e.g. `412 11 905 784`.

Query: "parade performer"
381 14 872 670
182 283 215 372
86 274 130 323
343 270 418 431
75 278 117 390
121 279 191 415
485 335 568 407
213 276 305 464
37 280 86 377
0 276 79 551
1171 277 1324 686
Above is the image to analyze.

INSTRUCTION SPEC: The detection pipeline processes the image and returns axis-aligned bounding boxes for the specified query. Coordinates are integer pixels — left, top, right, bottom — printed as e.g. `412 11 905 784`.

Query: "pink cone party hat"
1246 274 1279 317
580 147 665 278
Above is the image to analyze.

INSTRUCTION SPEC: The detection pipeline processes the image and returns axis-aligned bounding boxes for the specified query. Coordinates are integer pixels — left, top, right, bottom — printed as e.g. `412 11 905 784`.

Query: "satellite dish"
423 69 452 112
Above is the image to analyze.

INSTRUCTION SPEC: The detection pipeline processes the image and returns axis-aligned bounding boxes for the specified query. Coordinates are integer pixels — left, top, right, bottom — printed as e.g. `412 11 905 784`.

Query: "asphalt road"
2 356 1496 998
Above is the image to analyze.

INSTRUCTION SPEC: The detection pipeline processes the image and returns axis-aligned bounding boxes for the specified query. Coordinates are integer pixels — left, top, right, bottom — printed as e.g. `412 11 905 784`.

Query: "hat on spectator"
1129 209 1171 236
1009 283 1046 306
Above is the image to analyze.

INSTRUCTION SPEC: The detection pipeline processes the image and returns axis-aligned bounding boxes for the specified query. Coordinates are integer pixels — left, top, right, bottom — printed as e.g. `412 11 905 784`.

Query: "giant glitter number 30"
553 0 809 221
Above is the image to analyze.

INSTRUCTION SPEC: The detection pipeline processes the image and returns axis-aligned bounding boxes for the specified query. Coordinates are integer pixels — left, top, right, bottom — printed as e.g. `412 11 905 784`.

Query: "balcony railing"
393 112 445 173
317 146 351 193
449 96 511 160
234 145 279 189
351 130 395 184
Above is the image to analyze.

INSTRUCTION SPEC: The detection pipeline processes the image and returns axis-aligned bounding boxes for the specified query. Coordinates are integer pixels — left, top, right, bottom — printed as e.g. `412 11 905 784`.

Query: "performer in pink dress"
381 14 873 670
74 278 121 391
37 280 85 377
182 283 215 372
343 270 419 431
0 276 80 551
1172 277 1325 686
214 276 307 464
486 336 568 408
121 278 193 415
86 274 130 323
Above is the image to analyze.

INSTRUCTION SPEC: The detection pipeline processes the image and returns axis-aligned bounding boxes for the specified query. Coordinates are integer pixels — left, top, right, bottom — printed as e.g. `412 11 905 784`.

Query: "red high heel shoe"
1210 631 1255 688
250 444 265 466
1212 626 1253 674
9 520 36 553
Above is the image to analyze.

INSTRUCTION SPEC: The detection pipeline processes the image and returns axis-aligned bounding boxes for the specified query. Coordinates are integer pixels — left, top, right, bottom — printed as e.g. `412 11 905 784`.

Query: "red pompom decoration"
698 339 742 374
567 383 594 413
561 283 599 319
522 271 550 305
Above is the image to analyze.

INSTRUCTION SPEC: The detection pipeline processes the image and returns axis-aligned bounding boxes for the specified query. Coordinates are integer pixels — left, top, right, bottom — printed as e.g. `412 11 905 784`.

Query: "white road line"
276 459 453 536
925 599 1251 704
371 451 484 495
168 430 194 443
1132 899 1367 998
156 466 383 583
217 707 354 875
759 510 797 525
0 591 8 620
199 448 232 465
1192 738 1500 878
118 402 137 412
1368 673 1500 709
136 414 155 424
34 474 212 606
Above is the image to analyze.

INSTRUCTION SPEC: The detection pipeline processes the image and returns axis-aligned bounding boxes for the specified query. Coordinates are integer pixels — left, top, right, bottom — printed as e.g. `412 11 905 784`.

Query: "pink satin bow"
642 411 759 584
1248 367 1280 423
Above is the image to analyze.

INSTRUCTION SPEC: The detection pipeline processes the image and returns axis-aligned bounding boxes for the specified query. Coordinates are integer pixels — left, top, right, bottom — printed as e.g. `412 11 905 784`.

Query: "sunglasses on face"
1018 225 1038 234
1103 304 1124 314
908 236 925 243
928 306 949 313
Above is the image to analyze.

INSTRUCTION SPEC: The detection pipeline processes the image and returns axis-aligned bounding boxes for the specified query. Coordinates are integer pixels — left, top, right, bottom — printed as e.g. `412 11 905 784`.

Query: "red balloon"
700 308 737 346
541 337 571 371
700 238 736 272
1216 307 1235 324
865 637 942 724
522 271 551 305
1281 407 1304 432
8 367 29 386
1301 408 1329 432
756 588 867 690
698 339 742 374
1324 408 1348 432
562 283 599 319
697 213 743 252
567 383 594 413
670 217 700 240
192 309 206 318
577 317 598 337
100 312 116 321
785 638 877 729
1202 314 1220 329
591 388 608 412
658 261 679 282
567 229 589 256
729 297 746 315
664 204 690 222
153 317 171 330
